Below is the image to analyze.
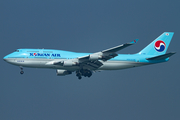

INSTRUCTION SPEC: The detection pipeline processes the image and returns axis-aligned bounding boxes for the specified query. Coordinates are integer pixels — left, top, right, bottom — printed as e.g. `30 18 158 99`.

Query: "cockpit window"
15 50 19 52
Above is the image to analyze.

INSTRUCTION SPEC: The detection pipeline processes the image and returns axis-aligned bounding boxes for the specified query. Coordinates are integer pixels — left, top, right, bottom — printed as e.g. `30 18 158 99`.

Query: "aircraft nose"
3 55 8 61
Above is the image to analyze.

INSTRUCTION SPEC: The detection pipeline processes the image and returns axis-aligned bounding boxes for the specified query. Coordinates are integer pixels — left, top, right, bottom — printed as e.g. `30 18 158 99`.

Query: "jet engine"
89 54 102 60
56 69 72 76
63 61 78 67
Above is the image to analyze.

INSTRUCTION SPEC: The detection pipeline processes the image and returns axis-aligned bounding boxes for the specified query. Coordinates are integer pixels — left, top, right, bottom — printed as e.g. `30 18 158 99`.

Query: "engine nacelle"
63 61 77 67
89 54 102 60
56 69 72 76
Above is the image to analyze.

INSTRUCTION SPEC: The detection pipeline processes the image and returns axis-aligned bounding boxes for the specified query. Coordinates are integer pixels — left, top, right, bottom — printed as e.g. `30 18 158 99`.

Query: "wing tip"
130 39 139 44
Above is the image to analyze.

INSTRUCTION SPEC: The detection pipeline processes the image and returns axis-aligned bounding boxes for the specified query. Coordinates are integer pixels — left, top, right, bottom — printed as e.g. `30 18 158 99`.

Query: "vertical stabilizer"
139 32 174 55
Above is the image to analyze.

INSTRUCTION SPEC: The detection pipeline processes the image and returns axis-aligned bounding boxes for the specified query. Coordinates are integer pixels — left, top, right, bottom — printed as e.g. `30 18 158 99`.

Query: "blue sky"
1 0 180 120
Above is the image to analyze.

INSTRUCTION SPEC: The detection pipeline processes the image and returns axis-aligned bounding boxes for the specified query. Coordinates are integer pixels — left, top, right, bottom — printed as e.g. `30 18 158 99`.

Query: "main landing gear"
76 69 92 80
20 66 24 74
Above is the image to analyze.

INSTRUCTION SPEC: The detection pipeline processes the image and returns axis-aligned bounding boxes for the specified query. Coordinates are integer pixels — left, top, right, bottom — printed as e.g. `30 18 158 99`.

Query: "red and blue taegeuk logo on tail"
154 40 166 52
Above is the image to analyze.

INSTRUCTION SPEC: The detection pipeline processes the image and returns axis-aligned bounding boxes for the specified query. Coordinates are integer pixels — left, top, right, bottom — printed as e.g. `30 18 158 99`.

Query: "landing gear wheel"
20 71 24 74
76 73 81 77
76 71 82 79
87 72 92 78
78 76 82 80
20 66 24 75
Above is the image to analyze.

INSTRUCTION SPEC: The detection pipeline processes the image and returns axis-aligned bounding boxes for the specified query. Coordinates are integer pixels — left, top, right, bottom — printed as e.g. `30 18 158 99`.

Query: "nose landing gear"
20 66 24 74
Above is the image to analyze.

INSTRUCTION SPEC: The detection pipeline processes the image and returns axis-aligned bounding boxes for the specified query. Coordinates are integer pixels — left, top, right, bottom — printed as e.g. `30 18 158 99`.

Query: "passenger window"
15 50 19 52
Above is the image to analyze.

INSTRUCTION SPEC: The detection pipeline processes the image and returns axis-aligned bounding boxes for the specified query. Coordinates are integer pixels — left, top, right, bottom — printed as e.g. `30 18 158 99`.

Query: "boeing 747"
3 32 175 79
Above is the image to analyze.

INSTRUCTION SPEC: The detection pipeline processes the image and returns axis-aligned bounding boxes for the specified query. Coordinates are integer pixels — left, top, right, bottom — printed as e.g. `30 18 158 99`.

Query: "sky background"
0 0 180 120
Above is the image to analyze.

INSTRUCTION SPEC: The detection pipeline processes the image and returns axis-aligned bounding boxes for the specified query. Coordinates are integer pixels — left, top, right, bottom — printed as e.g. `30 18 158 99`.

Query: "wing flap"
81 60 103 70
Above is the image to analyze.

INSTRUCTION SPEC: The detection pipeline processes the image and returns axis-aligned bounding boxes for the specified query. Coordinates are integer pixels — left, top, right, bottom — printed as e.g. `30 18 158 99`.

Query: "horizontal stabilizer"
146 52 176 60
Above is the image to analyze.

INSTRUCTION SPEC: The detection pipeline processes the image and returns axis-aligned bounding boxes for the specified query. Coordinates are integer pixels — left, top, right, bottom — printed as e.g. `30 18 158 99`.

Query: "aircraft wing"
51 39 138 70
102 39 138 54
78 39 138 62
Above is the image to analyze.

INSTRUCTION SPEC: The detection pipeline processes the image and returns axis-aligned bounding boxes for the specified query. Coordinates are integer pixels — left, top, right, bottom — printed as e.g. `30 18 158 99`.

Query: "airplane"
3 32 175 79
